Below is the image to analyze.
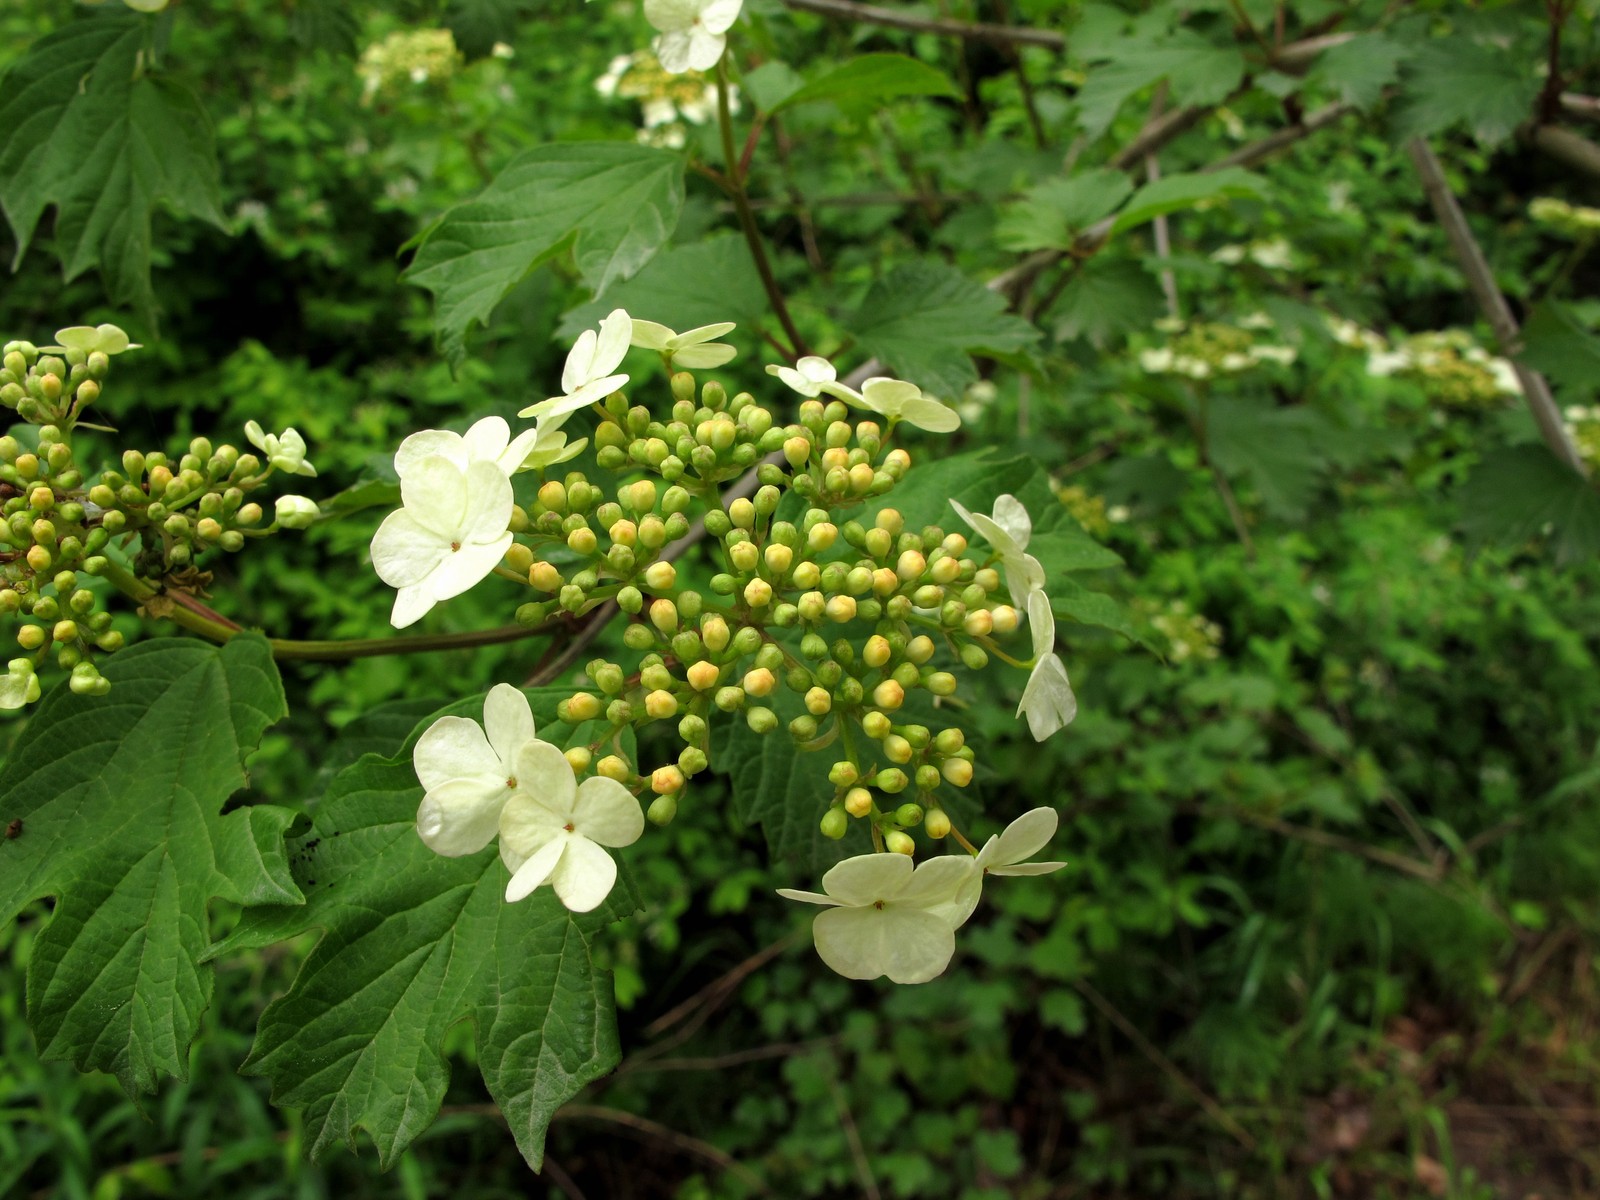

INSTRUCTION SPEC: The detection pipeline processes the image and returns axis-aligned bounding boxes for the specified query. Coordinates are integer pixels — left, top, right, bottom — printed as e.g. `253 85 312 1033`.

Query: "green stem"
715 56 810 359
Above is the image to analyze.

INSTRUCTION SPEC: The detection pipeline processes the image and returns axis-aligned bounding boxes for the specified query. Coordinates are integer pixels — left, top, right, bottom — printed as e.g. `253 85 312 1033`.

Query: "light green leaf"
1111 167 1269 235
213 690 635 1169
996 169 1133 252
741 61 807 113
853 262 1039 397
0 637 290 1094
772 53 960 115
1395 36 1541 146
557 234 765 341
1053 258 1165 346
1305 32 1406 110
288 0 362 55
0 16 225 323
1077 31 1246 139
1459 444 1600 563
404 142 685 364
1520 302 1600 399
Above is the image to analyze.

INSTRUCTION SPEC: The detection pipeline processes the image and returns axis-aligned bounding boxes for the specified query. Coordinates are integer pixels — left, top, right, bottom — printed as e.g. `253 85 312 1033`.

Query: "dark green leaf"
1053 258 1165 347
996 169 1133 252
1077 31 1245 139
557 234 765 340
288 0 361 56
1520 302 1600 399
1111 168 1269 235
0 637 289 1093
1305 32 1406 110
0 16 225 323
1206 397 1331 520
404 143 685 364
1459 444 1600 563
1395 36 1541 146
447 0 537 60
853 261 1039 396
772 53 960 114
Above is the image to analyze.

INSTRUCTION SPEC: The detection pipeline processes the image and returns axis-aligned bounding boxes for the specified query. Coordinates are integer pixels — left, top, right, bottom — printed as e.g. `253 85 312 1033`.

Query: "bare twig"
1145 84 1181 321
1210 101 1355 170
555 1105 770 1192
541 1155 589 1200
1528 123 1600 179
524 601 616 686
830 1076 882 1200
1407 138 1589 476
642 934 798 1039
1560 92 1600 123
782 0 1066 49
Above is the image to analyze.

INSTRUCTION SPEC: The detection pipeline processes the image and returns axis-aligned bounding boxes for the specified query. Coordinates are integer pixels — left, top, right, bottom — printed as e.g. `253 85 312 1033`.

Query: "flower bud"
941 757 974 787
804 686 832 716
782 436 811 468
885 830 915 856
884 735 913 764
560 692 603 722
872 680 905 710
862 710 892 739
820 807 850 840
746 705 778 734
649 598 679 634
18 624 47 650
686 661 720 691
645 690 679 719
895 803 924 827
876 768 909 794
728 540 759 572
597 754 632 782
648 794 679 825
644 561 677 590
906 635 935 664
963 609 994 636
700 614 731 653
958 643 988 670
990 604 1020 635
763 543 793 576
743 578 772 607
274 495 320 530
567 527 598 555
743 667 775 696
824 595 857 623
652 764 685 794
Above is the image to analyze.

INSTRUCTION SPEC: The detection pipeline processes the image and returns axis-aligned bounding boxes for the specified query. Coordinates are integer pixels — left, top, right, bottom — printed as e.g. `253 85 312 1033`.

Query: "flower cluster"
1562 405 1600 471
1365 329 1520 405
358 28 462 104
1529 196 1600 238
1139 318 1297 380
644 0 743 74
595 50 733 149
387 306 1082 981
0 327 320 707
1136 597 1223 664
1056 484 1128 538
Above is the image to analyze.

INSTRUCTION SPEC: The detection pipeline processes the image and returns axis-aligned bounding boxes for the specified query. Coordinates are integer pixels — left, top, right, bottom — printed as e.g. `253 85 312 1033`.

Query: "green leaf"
996 169 1133 252
1305 32 1405 110
1052 577 1158 651
1520 302 1600 399
0 16 225 323
1077 31 1246 139
0 637 290 1094
1395 36 1541 146
1459 444 1600 563
288 0 362 55
772 53 960 115
447 0 537 60
1206 397 1331 521
1052 258 1165 346
742 61 807 113
1111 168 1269 235
852 261 1039 397
557 234 765 340
404 142 685 365
213 691 634 1169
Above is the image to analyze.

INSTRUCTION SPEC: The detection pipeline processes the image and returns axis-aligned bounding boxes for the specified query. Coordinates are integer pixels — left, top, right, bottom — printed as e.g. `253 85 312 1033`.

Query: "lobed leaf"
771 53 960 115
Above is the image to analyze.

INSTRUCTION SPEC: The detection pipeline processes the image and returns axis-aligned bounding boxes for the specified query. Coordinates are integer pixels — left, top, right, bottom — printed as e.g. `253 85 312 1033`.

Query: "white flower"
519 308 632 422
273 495 320 530
1249 345 1297 366
413 684 540 856
1018 587 1076 739
766 355 838 398
949 494 1046 608
820 376 961 433
596 53 632 96
498 742 644 912
0 661 40 711
644 0 742 74
370 455 514 628
393 414 543 479
778 853 979 984
52 323 140 356
631 319 737 368
518 423 589 472
975 808 1068 877
244 421 317 478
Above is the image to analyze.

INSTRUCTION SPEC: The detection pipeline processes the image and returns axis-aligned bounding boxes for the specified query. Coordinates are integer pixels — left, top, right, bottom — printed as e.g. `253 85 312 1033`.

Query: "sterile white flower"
273 495 320 530
519 308 633 422
244 421 317 478
630 319 737 368
1018 588 1076 739
393 414 543 479
949 494 1046 607
498 742 645 911
778 853 979 984
413 684 540 856
975 808 1068 876
821 376 962 433
370 455 514 628
517 422 589 471
644 0 743 74
52 323 141 356
766 355 838 398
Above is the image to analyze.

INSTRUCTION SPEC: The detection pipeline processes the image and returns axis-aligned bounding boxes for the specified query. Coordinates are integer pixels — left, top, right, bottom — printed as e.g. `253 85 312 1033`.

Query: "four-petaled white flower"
52 323 141 356
413 684 540 856
1018 588 1077 740
631 319 737 368
498 741 645 911
245 421 318 478
370 455 514 628
766 355 838 398
644 0 743 74
274 495 320 530
821 376 962 433
949 494 1044 607
520 308 632 423
778 853 979 984
394 414 544 479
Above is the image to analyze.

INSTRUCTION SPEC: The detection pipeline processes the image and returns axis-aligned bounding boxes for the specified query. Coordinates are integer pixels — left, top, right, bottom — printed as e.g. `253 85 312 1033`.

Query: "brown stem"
782 0 1066 49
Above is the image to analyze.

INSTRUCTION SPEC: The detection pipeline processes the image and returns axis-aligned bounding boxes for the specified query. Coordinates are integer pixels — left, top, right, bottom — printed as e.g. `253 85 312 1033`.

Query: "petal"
901 395 962 432
1018 654 1077 741
371 509 448 587
987 808 1060 868
593 308 633 378
572 777 645 847
898 854 980 911
400 456 469 538
417 777 513 857
651 30 695 74
505 837 568 902
549 836 618 912
953 503 1018 560
511 741 579 817
244 420 267 452
859 378 923 416
413 713 497 792
990 494 1033 548
816 380 866 406
798 356 837 384
482 683 535 768
390 584 435 629
776 887 845 907
562 328 598 394
644 0 697 32
499 424 544 475
426 534 512 602
675 321 736 343
818 852 914 906
1027 587 1057 661
989 861 1068 876
630 318 676 350
685 29 726 70
499 793 572 858
460 460 514 537
671 343 737 369
698 0 743 35
394 429 466 477
813 906 957 984
462 415 512 466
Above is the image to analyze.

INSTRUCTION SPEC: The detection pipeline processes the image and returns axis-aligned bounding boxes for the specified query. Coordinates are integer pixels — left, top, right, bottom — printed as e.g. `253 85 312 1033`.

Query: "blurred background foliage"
4 0 1600 1196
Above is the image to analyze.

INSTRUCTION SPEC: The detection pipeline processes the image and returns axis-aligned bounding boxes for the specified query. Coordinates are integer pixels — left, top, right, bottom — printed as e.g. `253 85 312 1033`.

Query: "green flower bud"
876 768 909 794
828 760 859 787
895 802 924 827
623 622 657 650
648 794 679 825
714 685 745 712
820 807 850 840
927 671 959 695
959 643 989 670
789 714 818 741
618 585 644 614
606 698 634 725
915 764 943 792
515 601 549 626
746 705 778 734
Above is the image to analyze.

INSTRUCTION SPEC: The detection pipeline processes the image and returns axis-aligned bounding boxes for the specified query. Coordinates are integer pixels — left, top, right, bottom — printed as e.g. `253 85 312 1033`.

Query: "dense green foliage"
4 0 1600 1196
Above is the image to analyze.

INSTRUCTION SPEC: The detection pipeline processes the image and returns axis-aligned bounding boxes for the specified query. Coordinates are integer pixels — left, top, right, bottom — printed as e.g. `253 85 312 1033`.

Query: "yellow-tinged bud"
53 619 78 643
848 463 875 493
824 595 857 623
609 519 637 546
645 689 679 718
567 527 598 555
764 543 793 575
845 787 874 817
783 435 811 468
744 578 772 607
806 522 838 552
863 635 891 668
643 561 677 590
929 554 961 584
196 517 223 541
504 543 534 573
862 710 892 739
728 497 756 529
564 692 602 721
728 540 759 572
686 661 720 691
597 755 631 782
925 809 952 838
25 545 51 573
885 448 911 472
886 831 915 856
701 614 730 652
873 679 905 710
872 567 898 596
875 508 904 535
529 561 563 591
942 533 968 555
906 635 935 664
539 480 567 511
964 609 994 636
804 686 832 716
236 502 263 526
652 764 685 794
743 667 776 696
942 758 974 787
28 485 52 511
649 598 679 634
897 550 926 581
565 747 593 773
990 605 1020 635
975 567 1001 594
884 734 913 763
821 446 850 472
